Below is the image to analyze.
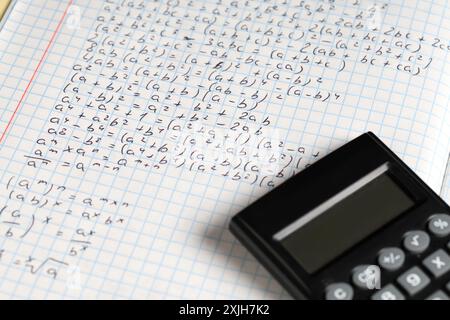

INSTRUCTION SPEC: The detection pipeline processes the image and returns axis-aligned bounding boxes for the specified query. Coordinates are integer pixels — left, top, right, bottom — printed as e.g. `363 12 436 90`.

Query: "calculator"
229 132 450 300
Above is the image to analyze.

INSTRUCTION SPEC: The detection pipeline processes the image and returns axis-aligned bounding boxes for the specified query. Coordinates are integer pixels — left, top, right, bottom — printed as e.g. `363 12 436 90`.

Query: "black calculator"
230 132 450 300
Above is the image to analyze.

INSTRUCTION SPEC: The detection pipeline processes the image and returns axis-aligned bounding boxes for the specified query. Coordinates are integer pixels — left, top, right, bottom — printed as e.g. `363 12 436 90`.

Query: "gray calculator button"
426 290 449 300
422 249 450 278
397 266 430 296
352 265 381 290
378 247 405 271
403 230 430 253
325 283 354 300
447 281 450 293
428 214 450 237
371 284 405 300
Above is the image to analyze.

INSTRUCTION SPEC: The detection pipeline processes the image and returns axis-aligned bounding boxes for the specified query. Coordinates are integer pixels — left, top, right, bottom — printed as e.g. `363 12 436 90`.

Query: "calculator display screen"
280 172 414 274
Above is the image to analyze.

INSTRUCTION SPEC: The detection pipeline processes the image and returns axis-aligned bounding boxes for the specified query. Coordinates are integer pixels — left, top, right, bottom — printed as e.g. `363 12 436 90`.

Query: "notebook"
0 0 448 299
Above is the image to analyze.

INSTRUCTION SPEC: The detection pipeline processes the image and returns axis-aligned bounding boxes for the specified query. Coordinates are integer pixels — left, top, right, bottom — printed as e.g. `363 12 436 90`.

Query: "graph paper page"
0 0 449 299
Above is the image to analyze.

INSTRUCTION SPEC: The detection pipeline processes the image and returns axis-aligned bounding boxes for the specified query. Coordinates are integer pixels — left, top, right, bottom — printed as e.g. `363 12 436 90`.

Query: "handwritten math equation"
25 0 447 186
23 0 449 186
0 174 128 280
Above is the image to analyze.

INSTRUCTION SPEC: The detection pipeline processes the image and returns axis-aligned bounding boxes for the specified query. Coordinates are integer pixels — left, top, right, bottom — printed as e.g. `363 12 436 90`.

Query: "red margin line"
0 0 74 144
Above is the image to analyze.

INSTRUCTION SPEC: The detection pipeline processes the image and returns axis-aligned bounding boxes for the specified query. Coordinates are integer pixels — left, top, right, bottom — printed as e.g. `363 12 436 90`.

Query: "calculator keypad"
426 290 449 300
428 214 450 237
378 247 405 271
325 283 353 300
371 284 405 300
422 249 450 278
351 265 380 290
403 230 430 253
397 266 430 295
323 212 450 300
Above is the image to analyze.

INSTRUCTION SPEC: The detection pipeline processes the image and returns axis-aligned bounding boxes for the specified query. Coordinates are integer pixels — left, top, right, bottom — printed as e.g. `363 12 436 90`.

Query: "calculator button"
446 281 450 293
325 283 354 300
397 266 430 296
422 249 450 278
403 230 430 254
378 247 405 271
426 290 449 300
428 214 450 237
352 265 381 290
371 284 405 300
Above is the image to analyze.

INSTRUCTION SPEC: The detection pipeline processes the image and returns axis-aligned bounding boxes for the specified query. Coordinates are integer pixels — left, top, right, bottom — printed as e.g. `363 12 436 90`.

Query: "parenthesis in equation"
192 89 200 99
6 176 14 190
120 143 127 156
120 132 128 144
39 199 48 209
270 49 277 60
63 82 70 94
184 53 191 64
319 25 325 35
250 174 258 185
222 62 233 72
236 133 250 146
176 159 185 168
243 161 251 172
182 134 191 146
145 79 154 90
208 70 216 82
257 136 267 149
280 155 293 171
20 214 35 239
207 81 217 93
234 132 242 144
411 43 421 53
296 157 302 169
259 176 267 188
293 65 304 75
101 35 109 47
70 72 78 83
122 52 131 64
339 60 346 72
233 158 242 170
287 85 295 96
201 89 210 102
135 66 143 77
166 119 175 131
156 48 165 58
189 150 196 161
43 184 53 196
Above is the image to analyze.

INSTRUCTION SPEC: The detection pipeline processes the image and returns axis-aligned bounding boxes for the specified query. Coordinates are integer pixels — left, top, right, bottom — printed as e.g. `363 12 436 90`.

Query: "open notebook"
0 0 448 299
